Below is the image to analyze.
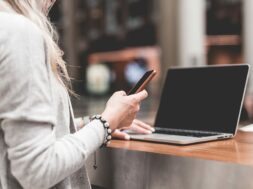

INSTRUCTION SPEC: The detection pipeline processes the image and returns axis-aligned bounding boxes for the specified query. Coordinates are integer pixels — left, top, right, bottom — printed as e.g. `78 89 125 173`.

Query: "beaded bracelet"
90 115 112 147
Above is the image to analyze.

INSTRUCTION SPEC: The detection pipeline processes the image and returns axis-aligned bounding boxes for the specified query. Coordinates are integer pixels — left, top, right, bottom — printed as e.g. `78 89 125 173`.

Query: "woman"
0 0 154 189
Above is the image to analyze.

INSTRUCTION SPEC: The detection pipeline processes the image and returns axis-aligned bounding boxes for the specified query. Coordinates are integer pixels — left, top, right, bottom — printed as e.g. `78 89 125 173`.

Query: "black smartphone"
127 70 156 95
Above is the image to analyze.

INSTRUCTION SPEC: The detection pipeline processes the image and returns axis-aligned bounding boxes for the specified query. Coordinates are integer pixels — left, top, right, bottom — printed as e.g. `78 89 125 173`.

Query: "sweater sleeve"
0 14 105 189
2 119 105 189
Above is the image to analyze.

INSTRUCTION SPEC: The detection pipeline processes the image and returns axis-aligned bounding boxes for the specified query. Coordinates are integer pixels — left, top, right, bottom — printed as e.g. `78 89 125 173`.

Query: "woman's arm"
2 119 105 189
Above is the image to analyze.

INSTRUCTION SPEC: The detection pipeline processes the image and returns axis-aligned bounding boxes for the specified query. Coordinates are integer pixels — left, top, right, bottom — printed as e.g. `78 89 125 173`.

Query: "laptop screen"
154 65 249 134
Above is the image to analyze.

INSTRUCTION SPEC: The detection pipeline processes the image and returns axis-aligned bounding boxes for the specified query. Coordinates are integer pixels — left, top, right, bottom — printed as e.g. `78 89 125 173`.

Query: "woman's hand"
112 119 155 140
102 90 148 131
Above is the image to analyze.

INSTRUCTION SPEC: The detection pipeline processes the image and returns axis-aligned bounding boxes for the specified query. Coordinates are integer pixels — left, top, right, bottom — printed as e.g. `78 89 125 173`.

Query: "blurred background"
49 0 252 120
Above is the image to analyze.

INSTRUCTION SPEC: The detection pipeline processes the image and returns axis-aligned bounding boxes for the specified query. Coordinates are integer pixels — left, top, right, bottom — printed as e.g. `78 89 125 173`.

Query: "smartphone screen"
127 70 156 95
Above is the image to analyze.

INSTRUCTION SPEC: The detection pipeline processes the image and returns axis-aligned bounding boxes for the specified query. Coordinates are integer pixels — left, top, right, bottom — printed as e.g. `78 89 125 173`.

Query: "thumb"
132 90 148 102
115 90 127 96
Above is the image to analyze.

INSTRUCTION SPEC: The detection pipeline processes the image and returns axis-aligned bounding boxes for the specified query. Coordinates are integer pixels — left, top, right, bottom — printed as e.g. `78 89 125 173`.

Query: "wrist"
90 115 112 147
101 112 117 131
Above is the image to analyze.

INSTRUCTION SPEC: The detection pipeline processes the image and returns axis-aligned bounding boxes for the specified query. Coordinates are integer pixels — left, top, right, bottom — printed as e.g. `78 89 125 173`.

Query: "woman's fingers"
120 119 155 134
128 90 148 103
111 120 154 140
132 126 152 134
112 129 131 140
133 119 155 132
130 123 152 134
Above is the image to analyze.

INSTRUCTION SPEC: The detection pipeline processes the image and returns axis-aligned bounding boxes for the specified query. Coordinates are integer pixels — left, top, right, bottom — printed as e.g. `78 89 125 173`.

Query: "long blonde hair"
2 0 71 88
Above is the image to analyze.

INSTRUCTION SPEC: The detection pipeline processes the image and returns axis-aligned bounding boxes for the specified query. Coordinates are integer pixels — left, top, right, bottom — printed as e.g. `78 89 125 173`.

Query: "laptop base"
130 133 233 145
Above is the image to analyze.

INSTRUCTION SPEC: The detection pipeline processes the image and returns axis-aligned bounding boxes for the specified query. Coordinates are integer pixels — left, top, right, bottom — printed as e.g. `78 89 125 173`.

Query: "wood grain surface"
107 131 253 166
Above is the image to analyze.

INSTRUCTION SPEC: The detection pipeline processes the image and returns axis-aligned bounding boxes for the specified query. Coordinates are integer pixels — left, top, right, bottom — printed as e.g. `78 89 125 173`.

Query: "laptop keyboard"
154 129 219 138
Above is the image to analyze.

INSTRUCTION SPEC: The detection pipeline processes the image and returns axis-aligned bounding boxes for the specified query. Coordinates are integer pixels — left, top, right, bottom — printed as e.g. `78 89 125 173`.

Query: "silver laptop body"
130 65 250 145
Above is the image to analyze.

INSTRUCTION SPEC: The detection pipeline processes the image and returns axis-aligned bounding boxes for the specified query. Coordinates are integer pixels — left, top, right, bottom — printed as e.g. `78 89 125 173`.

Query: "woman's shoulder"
0 12 46 75
0 12 42 38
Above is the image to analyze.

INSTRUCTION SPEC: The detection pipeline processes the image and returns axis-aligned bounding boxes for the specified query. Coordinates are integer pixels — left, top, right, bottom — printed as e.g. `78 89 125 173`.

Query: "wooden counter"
108 131 253 166
72 95 253 167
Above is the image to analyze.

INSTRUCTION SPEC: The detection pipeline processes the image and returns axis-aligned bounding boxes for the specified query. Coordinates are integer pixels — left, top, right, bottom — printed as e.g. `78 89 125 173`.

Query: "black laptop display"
155 65 249 134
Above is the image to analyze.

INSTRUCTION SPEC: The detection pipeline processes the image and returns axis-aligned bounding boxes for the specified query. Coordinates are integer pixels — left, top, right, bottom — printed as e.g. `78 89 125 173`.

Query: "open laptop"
130 64 250 145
